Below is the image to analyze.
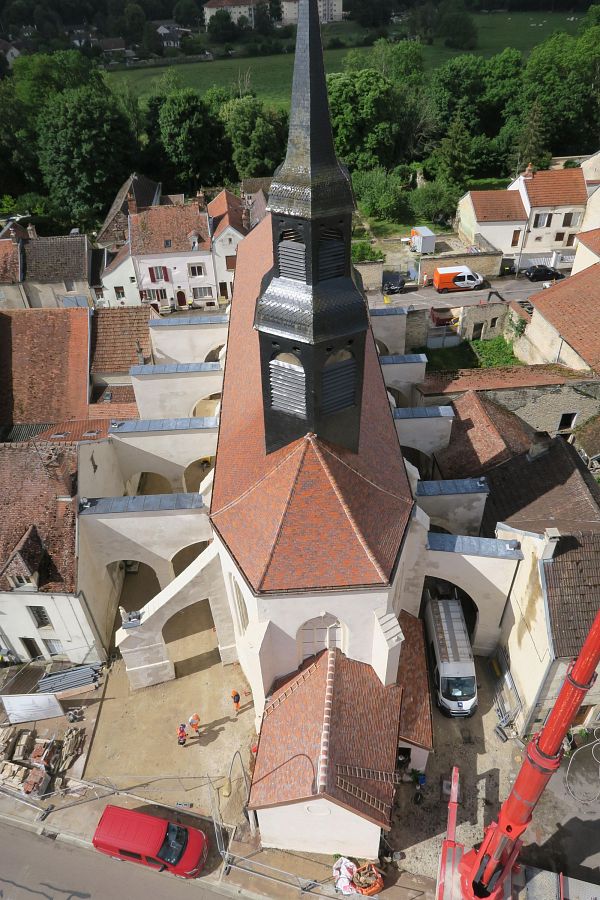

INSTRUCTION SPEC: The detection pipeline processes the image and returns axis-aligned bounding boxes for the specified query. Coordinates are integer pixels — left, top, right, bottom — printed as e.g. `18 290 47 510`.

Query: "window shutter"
149 267 156 283
163 266 169 281
322 357 357 415
546 214 552 228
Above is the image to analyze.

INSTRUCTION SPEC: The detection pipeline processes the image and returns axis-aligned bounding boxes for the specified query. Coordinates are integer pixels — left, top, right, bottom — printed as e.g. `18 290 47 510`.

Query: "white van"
424 594 477 717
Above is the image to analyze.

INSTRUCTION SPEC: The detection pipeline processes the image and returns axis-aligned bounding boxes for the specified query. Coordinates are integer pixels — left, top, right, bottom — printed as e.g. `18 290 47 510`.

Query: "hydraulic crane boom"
458 606 600 900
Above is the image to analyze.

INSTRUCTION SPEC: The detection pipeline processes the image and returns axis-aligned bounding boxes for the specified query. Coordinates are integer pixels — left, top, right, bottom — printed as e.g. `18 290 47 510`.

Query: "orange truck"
432 266 484 293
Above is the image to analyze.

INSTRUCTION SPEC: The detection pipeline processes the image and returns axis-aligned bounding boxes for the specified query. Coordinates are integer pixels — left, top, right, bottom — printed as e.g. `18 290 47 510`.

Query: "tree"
173 0 201 27
158 87 232 188
510 99 551 176
351 167 411 221
428 54 488 133
254 2 273 35
327 70 401 171
427 104 476 188
269 0 282 23
207 9 238 42
369 39 424 84
123 3 146 43
142 21 163 54
345 0 392 28
37 84 136 225
580 4 600 31
12 50 100 114
409 180 460 224
221 95 287 178
0 80 34 195
436 0 477 50
407 2 436 44
203 85 235 117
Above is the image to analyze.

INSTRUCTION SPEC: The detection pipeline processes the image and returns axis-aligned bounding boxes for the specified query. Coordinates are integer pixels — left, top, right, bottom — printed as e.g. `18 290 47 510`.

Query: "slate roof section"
521 168 588 207
543 532 600 658
418 365 590 396
207 189 248 239
0 239 21 283
470 190 527 222
90 307 153 374
97 173 160 247
397 611 433 751
576 228 600 257
129 202 211 255
482 437 600 537
0 442 78 592
530 263 600 371
249 649 402 829
211 216 413 593
23 235 90 283
435 391 534 479
0 309 90 425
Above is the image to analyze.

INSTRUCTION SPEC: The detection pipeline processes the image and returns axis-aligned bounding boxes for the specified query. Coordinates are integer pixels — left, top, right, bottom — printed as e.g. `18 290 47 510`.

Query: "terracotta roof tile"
90 307 153 374
522 168 588 207
129 202 210 255
0 441 77 592
470 190 527 222
36 419 112 442
207 189 248 239
0 239 20 283
0 309 90 425
97 173 160 247
419 364 589 396
249 649 402 829
530 263 600 371
435 391 534 479
482 437 600 536
397 611 433 751
577 228 600 256
210 217 413 593
543 532 600 657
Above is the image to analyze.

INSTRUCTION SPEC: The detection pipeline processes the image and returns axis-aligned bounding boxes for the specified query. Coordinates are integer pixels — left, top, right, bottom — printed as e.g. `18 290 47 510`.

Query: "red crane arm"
459 606 600 900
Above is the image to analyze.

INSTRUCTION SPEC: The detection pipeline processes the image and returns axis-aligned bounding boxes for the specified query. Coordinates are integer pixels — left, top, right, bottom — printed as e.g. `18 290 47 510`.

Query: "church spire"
254 0 368 455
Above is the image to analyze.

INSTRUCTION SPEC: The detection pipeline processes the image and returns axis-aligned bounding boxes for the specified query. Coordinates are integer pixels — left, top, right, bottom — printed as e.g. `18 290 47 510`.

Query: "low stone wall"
354 260 383 291
419 251 502 283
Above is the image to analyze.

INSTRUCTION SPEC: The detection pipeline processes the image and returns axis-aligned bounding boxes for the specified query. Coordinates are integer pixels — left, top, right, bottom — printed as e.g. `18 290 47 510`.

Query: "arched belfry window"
318 227 345 280
321 349 356 415
269 352 306 417
278 228 306 281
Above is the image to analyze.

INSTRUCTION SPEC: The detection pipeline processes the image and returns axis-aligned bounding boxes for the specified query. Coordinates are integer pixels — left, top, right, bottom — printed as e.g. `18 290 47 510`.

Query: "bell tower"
254 0 368 455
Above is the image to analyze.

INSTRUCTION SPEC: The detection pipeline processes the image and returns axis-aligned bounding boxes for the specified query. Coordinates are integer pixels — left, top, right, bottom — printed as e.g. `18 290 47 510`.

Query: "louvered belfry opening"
321 349 356 415
318 227 345 281
278 228 306 281
269 352 307 418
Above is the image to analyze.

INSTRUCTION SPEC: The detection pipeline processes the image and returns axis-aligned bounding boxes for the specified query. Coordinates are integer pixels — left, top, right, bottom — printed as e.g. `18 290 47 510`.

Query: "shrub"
351 241 384 262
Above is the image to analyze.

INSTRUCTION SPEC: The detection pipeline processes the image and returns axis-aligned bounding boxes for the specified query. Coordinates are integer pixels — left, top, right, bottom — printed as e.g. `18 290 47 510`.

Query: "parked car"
383 278 405 294
92 805 209 878
522 265 565 282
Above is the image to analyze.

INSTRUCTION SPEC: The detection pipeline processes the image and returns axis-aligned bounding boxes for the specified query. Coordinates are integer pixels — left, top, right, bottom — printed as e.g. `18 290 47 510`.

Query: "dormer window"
164 239 172 248
10 574 32 589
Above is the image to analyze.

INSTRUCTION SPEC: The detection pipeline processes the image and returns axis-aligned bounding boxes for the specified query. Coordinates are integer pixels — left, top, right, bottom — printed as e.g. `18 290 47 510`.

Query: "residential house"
152 20 191 48
281 0 342 24
90 307 154 392
0 223 95 309
457 165 589 268
100 191 248 309
480 437 600 734
99 37 126 57
69 29 97 48
240 176 271 228
0 39 21 66
0 442 107 666
203 0 261 26
513 263 600 375
571 227 600 275
96 173 161 250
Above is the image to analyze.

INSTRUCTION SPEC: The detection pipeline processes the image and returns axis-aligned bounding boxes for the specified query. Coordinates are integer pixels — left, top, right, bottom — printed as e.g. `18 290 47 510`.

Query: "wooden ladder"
335 776 392 815
336 764 403 784
264 662 318 715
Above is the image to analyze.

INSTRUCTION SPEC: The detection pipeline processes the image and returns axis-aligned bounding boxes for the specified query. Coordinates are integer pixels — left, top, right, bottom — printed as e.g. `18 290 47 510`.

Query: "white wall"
150 321 228 364
212 226 244 301
416 489 488 536
131 368 223 419
101 255 139 307
571 241 599 276
370 311 407 355
256 797 381 858
457 195 524 255
111 427 219 490
514 310 590 370
394 412 453 455
78 440 128 500
381 357 427 406
135 250 217 305
581 184 600 231
390 508 429 620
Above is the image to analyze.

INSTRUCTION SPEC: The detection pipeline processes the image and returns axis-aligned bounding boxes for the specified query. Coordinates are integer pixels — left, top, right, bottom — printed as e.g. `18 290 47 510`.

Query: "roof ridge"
317 648 336 793
309 437 388 582
317 439 413 505
257 438 311 591
211 439 305 518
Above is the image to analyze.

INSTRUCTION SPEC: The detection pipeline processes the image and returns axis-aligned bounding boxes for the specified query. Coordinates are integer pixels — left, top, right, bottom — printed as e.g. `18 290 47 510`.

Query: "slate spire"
254 0 368 455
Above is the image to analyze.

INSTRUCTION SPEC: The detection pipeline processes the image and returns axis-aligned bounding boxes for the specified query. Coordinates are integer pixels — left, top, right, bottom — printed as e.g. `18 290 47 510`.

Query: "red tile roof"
418 364 589 396
249 649 402 829
530 263 600 371
210 217 413 593
0 442 77 592
509 300 531 323
129 201 211 255
469 190 527 223
576 228 600 257
0 309 90 426
208 189 248 239
521 168 588 207
36 419 112 442
435 391 534 479
0 239 20 283
90 307 153 374
397 611 433 751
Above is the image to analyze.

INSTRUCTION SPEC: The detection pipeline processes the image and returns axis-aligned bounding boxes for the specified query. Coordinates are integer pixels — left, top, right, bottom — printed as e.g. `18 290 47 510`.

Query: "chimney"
523 162 534 180
542 527 561 560
127 189 137 215
27 223 37 239
9 227 18 244
135 339 145 365
242 206 251 232
527 431 551 461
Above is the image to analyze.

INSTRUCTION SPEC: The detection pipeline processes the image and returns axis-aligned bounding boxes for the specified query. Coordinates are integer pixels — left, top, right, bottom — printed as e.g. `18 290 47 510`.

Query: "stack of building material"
36 664 102 694
0 725 17 761
12 729 35 762
0 761 28 788
56 727 85 772
22 766 50 796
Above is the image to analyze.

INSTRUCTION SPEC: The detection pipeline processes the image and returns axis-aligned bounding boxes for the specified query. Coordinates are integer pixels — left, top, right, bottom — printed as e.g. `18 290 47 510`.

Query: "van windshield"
441 676 476 701
157 824 188 866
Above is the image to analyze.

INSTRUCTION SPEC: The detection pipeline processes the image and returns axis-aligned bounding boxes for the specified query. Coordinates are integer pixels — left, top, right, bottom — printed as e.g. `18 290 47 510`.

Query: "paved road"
0 822 222 899
379 278 542 312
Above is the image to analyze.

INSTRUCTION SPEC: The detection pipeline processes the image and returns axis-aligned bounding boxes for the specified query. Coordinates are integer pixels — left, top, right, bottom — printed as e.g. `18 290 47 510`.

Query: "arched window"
278 228 305 281
321 349 356 415
318 227 345 280
298 614 342 661
269 352 306 417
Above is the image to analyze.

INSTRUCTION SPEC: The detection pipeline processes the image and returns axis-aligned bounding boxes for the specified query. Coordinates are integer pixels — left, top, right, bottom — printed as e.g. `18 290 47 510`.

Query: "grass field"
106 11 582 106
416 337 522 371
